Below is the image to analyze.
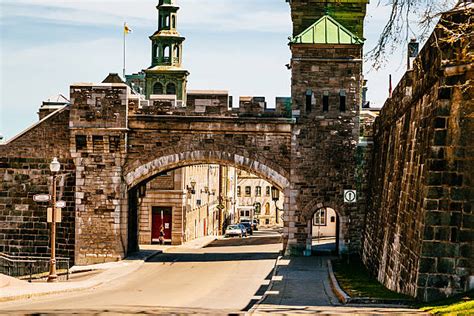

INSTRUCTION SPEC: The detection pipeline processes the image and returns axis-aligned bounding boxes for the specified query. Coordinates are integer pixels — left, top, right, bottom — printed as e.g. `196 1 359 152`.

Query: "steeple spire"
144 0 189 104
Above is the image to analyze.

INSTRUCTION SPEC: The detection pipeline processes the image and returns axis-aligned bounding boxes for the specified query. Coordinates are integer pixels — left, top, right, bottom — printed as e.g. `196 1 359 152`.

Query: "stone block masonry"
0 107 76 262
362 6 473 301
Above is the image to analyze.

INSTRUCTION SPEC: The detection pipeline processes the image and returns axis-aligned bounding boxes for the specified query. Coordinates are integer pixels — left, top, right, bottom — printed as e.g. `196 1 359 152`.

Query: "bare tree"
367 0 471 69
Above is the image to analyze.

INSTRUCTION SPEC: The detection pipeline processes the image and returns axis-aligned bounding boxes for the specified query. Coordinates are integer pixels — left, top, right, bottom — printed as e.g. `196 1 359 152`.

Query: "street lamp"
271 186 280 224
48 157 60 282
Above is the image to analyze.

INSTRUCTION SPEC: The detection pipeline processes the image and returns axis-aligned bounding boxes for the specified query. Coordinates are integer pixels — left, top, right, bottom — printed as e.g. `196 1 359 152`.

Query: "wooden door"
152 207 172 241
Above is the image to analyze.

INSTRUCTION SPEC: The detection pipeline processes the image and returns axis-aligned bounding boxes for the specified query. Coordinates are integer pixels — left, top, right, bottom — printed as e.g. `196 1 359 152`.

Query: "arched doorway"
310 207 340 255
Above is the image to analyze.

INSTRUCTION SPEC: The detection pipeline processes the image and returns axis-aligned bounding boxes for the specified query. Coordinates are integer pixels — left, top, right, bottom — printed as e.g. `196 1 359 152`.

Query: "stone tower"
287 0 368 255
144 0 189 104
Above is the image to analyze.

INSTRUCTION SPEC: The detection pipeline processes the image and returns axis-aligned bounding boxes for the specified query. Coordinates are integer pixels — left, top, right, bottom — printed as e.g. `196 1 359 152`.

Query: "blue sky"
0 0 436 140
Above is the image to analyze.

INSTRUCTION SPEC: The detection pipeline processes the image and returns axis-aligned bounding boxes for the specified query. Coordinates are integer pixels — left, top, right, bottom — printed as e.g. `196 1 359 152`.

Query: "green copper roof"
291 15 364 45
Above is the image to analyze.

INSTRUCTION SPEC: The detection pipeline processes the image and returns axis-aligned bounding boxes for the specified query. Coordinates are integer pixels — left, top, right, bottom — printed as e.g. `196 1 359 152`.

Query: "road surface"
1 230 282 314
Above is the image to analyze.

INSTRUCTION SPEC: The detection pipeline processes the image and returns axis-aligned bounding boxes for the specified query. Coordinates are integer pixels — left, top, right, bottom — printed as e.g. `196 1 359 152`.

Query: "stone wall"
362 6 473 301
0 108 75 261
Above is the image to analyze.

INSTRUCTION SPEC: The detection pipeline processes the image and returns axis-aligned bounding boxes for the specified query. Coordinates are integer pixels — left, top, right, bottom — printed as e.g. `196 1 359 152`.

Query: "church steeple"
144 0 189 104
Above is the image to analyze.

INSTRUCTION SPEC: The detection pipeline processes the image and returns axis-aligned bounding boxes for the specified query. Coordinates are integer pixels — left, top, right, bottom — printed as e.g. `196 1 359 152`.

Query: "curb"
0 250 162 303
327 259 351 304
248 254 282 314
327 259 414 307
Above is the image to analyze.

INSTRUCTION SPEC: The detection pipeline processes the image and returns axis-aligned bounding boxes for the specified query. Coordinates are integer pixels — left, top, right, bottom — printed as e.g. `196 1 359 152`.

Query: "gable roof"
291 15 364 45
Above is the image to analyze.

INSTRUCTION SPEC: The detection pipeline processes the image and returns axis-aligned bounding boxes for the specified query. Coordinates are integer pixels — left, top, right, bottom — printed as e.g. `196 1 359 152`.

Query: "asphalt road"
0 230 282 314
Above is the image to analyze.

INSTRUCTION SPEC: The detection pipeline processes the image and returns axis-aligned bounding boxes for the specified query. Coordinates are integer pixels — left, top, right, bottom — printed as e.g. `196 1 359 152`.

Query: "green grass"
418 291 474 315
332 258 413 300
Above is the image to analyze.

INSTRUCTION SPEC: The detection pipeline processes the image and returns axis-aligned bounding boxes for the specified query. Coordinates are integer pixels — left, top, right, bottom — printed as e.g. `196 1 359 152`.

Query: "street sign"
344 190 357 203
55 200 66 208
33 194 51 202
47 208 62 223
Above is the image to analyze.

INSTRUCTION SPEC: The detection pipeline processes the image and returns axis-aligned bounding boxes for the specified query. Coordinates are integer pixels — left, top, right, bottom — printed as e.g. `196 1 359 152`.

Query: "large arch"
124 150 290 254
125 150 290 191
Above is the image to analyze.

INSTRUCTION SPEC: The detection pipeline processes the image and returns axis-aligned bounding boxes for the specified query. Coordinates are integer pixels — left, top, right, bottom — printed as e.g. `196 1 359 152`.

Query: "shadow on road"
146 251 279 263
205 236 282 248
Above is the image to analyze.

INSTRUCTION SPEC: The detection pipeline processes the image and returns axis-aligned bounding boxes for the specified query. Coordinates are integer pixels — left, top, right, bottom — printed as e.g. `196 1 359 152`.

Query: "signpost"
344 190 357 203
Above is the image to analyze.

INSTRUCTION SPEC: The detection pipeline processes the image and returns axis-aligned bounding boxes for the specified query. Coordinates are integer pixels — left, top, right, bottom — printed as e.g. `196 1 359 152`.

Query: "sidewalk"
0 235 218 303
0 249 161 303
251 256 422 315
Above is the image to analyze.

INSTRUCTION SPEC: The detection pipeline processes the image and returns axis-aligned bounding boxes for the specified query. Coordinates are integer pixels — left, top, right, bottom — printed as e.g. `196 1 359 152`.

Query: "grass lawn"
418 291 474 315
332 257 413 300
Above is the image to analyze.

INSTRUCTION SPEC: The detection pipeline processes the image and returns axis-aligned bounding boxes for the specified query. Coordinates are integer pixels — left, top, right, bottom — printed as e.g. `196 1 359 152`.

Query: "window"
245 186 251 197
266 186 270 196
172 15 176 28
95 97 101 108
153 82 163 95
313 209 327 226
323 91 329 112
305 89 312 112
166 82 176 95
76 135 87 151
165 15 170 28
109 136 120 153
163 45 170 59
339 90 346 112
265 202 270 215
254 203 261 215
330 216 336 223
255 186 261 197
265 219 270 225
92 135 104 152
237 186 241 197
153 44 158 59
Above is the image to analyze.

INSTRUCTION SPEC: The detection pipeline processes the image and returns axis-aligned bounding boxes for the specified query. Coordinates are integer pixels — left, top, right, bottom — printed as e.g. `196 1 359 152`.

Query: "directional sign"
55 200 66 208
33 194 51 202
47 208 62 223
344 190 357 203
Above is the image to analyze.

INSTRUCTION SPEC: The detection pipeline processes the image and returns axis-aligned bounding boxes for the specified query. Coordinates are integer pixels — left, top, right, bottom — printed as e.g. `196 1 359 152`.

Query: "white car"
225 224 246 238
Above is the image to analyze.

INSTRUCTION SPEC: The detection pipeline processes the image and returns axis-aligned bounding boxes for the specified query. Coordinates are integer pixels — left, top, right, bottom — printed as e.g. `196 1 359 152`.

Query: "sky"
0 0 435 140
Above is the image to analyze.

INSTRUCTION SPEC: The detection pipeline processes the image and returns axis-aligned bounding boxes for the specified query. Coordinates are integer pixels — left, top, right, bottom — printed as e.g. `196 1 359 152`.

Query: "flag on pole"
124 23 132 34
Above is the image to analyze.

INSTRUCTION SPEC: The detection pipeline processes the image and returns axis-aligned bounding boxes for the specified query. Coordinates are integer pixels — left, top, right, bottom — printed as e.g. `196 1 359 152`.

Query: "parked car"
225 224 245 238
240 222 253 235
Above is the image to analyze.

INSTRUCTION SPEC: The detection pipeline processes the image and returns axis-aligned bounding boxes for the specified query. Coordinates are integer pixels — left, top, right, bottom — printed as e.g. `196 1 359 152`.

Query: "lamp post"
271 186 280 224
47 157 60 282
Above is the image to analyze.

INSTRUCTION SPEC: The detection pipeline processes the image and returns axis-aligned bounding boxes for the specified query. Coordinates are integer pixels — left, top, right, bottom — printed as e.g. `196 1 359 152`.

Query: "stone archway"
123 150 291 254
301 199 347 256
125 150 290 191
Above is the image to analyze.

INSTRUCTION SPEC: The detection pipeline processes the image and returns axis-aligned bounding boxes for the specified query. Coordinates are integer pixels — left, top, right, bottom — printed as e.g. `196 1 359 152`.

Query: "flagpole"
123 22 126 79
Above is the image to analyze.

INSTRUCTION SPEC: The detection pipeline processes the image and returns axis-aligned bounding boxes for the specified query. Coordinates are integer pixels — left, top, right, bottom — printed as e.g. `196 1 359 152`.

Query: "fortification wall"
363 7 473 301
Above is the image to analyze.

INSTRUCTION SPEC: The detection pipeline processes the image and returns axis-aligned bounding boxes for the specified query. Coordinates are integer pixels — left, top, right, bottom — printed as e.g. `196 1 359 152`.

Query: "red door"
152 207 172 242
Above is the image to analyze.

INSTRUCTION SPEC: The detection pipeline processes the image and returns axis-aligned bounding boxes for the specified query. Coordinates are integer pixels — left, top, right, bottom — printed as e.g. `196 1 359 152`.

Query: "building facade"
235 170 284 227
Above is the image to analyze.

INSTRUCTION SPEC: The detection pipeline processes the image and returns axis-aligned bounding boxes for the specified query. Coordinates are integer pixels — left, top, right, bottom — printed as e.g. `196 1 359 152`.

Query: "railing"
0 252 70 282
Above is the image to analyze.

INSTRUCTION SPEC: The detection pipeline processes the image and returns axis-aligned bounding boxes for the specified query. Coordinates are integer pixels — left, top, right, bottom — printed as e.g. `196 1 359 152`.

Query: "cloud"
1 0 290 33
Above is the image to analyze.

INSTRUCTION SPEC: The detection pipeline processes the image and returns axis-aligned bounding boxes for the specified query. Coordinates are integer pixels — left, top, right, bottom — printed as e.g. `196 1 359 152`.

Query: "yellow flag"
124 23 132 34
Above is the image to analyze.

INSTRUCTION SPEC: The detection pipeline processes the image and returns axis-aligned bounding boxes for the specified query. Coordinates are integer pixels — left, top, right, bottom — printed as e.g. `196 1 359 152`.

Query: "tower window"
153 82 163 95
172 15 176 29
153 44 158 59
166 83 176 95
305 89 312 113
165 15 170 28
174 46 180 60
163 45 170 59
339 90 346 112
323 91 329 112
76 135 87 151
